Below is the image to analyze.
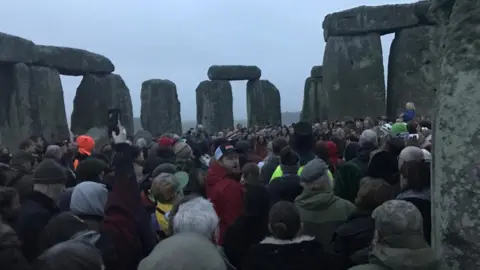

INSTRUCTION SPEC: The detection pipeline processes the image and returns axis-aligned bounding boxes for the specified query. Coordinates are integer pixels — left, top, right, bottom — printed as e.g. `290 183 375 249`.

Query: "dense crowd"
0 101 437 270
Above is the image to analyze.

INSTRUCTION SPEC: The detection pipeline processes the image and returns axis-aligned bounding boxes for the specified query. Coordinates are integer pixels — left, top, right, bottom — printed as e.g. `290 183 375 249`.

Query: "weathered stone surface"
35 45 114 76
310 66 323 78
246 80 282 127
0 32 38 64
71 74 134 137
0 64 69 150
301 77 328 123
84 127 110 151
140 79 182 136
387 26 436 119
207 65 261 81
323 34 385 119
431 1 480 269
196 80 233 132
322 1 430 40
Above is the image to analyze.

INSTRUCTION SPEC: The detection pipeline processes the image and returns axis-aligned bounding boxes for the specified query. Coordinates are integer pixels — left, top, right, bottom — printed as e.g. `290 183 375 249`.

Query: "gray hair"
398 146 424 169
372 200 423 237
171 197 219 239
359 129 378 147
44 145 62 160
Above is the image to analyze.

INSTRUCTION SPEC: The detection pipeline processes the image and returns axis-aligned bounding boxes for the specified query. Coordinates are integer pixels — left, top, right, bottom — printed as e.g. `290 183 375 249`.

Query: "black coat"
332 210 374 266
260 157 279 185
15 191 60 261
268 175 303 206
243 236 345 270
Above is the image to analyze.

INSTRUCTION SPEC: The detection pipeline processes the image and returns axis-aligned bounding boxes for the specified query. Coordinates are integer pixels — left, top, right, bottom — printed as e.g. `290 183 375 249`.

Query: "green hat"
391 123 407 136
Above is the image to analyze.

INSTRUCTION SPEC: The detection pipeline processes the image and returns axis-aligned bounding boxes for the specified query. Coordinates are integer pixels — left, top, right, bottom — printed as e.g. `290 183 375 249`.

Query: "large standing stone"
207 65 261 81
71 74 134 137
140 79 182 136
246 80 281 127
34 45 115 76
301 77 328 123
322 1 430 40
0 64 69 149
323 34 385 119
431 0 480 269
196 80 233 133
387 26 436 119
0 32 38 64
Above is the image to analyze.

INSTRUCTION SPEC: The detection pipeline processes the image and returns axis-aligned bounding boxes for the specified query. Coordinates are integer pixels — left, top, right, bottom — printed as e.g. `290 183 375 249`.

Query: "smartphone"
108 108 121 137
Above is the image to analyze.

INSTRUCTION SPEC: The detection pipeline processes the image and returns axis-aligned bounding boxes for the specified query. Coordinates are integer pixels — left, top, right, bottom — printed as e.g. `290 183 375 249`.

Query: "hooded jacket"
295 189 355 252
206 162 244 245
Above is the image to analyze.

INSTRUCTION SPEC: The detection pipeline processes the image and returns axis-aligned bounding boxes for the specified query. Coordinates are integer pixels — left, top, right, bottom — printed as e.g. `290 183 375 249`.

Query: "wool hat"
173 142 193 160
279 147 299 166
75 158 107 182
391 123 407 136
299 158 329 183
33 159 68 185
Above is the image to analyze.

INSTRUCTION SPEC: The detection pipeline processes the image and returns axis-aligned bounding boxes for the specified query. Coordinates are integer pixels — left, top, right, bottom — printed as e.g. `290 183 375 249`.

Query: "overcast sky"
0 0 415 121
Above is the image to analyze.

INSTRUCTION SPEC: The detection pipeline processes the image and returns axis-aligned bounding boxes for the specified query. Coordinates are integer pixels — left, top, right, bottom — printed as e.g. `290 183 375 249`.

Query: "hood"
70 182 108 217
325 141 339 166
260 235 315 245
356 143 376 162
397 188 431 202
371 242 438 270
76 135 95 155
295 190 337 211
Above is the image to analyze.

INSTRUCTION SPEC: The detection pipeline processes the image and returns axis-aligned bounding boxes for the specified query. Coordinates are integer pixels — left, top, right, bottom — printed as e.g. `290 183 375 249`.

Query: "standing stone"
246 80 281 127
71 74 134 137
207 65 261 81
301 77 327 123
196 80 233 133
0 63 69 149
323 34 385 119
387 26 436 119
310 66 323 78
140 79 182 136
431 0 480 269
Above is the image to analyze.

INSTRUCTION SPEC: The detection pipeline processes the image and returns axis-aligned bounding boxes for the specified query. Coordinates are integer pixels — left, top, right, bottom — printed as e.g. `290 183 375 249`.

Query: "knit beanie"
280 147 299 166
391 123 407 136
173 142 193 160
75 158 107 182
33 159 68 185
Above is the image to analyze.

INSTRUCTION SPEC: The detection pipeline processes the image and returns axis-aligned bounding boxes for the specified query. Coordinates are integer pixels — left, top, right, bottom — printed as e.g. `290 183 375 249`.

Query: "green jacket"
295 190 355 252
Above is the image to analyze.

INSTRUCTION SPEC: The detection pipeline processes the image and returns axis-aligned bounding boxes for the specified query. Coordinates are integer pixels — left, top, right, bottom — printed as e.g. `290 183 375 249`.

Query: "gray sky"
0 0 415 121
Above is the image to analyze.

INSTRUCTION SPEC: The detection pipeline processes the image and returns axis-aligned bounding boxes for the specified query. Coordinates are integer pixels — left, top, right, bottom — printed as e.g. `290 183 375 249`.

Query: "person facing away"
242 201 344 270
333 177 393 267
206 143 244 245
268 146 303 206
260 138 288 184
348 200 438 270
295 157 355 252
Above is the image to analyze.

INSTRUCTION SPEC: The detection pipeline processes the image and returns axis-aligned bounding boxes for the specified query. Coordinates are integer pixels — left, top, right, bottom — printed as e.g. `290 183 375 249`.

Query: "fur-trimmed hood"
260 235 315 245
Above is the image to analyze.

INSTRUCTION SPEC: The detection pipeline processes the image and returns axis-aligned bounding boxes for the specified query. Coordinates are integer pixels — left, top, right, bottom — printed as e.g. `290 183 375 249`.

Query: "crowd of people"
0 101 437 270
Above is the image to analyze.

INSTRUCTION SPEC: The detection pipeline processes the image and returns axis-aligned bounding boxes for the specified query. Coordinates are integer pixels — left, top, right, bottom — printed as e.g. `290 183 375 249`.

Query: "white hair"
171 197 219 239
135 138 148 148
359 129 378 147
44 145 62 160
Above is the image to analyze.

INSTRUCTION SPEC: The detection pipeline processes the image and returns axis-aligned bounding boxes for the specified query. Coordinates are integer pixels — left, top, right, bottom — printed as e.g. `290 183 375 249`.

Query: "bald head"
45 145 63 160
398 146 424 170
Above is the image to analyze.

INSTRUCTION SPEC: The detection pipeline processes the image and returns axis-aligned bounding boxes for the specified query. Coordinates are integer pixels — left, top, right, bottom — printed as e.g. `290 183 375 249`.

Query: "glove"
112 121 127 144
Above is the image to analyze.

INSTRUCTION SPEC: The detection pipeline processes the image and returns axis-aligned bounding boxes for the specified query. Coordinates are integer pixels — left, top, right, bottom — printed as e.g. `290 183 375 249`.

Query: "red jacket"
206 162 244 245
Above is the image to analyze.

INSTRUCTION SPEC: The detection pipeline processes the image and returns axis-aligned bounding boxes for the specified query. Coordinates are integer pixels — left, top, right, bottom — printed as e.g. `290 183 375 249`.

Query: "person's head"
0 187 20 222
355 177 393 211
299 158 332 191
359 129 378 148
405 102 415 110
173 142 193 161
32 159 68 199
291 122 314 152
372 200 424 247
272 138 288 157
169 195 219 240
34 240 103 270
75 158 107 183
214 144 240 174
19 139 36 153
355 120 363 129
150 170 189 204
322 121 329 130
30 135 45 149
363 117 374 129
385 137 405 158
398 146 430 191
407 121 419 134
268 201 302 240
241 162 261 185
257 134 266 144
44 145 63 161
76 135 95 156
9 150 34 171
343 142 360 162
281 127 289 136
39 212 89 252
70 182 108 218
279 146 300 174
